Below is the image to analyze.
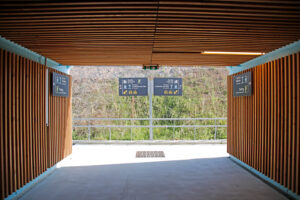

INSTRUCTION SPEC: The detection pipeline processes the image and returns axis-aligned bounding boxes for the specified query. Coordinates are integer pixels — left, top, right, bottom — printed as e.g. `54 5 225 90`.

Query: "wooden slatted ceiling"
227 52 300 195
0 1 300 66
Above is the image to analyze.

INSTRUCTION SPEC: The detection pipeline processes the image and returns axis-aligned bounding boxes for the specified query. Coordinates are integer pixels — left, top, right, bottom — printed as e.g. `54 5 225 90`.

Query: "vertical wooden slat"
261 64 265 174
47 69 51 168
16 54 21 190
257 65 261 172
27 59 32 182
267 62 270 177
29 60 34 181
252 68 256 169
24 58 28 184
34 62 38 178
250 70 253 167
239 82 242 161
52 70 54 166
288 55 292 190
296 52 300 194
291 53 296 192
58 91 61 161
61 91 64 160
54 74 57 164
22 57 28 185
276 58 280 183
264 63 267 176
0 49 4 199
31 61 35 179
227 77 230 154
245 77 247 164
19 56 24 188
52 73 55 165
11 53 17 193
40 65 44 173
231 76 233 155
51 71 54 167
4 50 9 197
280 57 285 186
47 68 52 168
283 56 288 187
273 59 278 181
43 65 46 172
270 61 274 180
257 66 260 171
8 52 14 194
37 63 41 176
35 63 39 176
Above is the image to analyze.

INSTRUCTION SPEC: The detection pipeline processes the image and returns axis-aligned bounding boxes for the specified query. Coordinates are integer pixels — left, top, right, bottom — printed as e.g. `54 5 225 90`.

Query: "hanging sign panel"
119 78 148 96
154 78 182 96
52 72 69 97
233 71 252 97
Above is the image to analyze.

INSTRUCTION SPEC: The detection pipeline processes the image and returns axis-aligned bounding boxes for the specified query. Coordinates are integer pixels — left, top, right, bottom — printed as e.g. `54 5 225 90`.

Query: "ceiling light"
201 51 265 56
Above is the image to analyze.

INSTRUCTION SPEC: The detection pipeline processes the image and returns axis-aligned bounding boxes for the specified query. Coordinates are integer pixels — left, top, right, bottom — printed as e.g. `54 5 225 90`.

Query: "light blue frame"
0 35 70 74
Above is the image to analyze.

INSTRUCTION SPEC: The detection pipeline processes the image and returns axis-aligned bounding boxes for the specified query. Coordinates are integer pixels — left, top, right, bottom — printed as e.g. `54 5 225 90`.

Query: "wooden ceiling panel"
0 1 299 66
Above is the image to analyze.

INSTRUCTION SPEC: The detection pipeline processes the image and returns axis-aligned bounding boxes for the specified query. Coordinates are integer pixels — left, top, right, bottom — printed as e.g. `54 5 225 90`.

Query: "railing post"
109 127 111 140
88 126 91 141
194 119 196 140
173 120 175 140
130 119 132 141
214 119 217 140
149 79 153 140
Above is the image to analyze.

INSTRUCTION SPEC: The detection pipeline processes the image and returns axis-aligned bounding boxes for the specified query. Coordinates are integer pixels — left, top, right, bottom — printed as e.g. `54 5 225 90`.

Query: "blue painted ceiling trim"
58 65 72 74
0 35 70 74
228 39 300 75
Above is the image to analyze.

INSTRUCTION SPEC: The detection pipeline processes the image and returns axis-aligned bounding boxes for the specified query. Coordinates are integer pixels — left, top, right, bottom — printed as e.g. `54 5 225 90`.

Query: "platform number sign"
233 71 252 97
119 78 148 96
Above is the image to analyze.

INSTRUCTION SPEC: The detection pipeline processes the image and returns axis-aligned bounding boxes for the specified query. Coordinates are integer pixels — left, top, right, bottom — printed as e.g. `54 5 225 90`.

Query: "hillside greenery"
71 66 228 140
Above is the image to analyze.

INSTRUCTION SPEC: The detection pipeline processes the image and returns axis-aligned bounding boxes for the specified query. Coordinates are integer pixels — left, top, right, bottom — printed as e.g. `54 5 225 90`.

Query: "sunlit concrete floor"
21 144 287 200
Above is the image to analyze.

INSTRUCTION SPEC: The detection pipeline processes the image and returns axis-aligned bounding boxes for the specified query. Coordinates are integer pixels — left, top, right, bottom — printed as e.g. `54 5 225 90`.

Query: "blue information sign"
119 78 148 96
52 72 69 97
154 78 182 96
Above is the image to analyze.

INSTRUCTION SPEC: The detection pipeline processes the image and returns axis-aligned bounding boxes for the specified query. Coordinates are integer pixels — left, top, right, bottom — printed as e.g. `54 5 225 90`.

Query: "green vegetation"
71 67 228 140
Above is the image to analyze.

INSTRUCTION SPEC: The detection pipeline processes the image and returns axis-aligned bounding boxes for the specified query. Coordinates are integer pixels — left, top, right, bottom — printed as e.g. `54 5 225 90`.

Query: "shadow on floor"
20 157 287 200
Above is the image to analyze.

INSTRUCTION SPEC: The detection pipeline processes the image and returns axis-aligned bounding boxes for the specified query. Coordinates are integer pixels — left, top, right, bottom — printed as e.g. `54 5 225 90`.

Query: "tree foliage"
71 67 227 140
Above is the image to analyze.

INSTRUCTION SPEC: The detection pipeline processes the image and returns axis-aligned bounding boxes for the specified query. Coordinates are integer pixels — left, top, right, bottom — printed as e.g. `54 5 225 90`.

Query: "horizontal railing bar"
73 117 227 121
152 118 226 120
73 125 227 128
73 118 148 121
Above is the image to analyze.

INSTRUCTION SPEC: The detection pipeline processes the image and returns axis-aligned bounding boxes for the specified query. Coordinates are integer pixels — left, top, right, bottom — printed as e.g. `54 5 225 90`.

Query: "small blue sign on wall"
119 78 148 96
154 78 182 96
52 72 69 97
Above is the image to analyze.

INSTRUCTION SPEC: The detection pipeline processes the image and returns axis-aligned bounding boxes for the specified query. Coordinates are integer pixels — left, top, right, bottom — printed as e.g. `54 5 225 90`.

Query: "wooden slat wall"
48 67 72 168
0 48 72 199
227 52 300 195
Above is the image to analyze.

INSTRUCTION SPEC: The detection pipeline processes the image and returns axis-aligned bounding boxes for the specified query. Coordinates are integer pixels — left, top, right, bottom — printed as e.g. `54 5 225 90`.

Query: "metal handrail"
73 117 226 121
72 118 227 140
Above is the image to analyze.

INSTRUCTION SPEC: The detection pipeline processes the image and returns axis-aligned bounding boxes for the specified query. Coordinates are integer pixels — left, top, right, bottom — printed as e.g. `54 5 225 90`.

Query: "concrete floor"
21 144 287 200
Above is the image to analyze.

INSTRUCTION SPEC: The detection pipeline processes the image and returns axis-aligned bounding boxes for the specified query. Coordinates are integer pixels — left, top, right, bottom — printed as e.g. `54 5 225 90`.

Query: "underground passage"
0 1 300 200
